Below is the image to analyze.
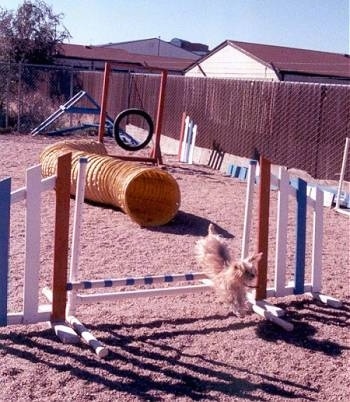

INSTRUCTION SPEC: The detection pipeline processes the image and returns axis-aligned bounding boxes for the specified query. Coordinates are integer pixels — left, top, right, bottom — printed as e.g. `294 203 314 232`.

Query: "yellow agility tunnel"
40 140 181 227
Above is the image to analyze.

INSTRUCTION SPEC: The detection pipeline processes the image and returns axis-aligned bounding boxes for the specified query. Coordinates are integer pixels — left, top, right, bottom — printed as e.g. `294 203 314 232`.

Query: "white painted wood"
68 272 207 290
333 207 350 216
266 283 313 298
335 137 349 210
274 167 289 296
188 124 197 164
270 173 279 189
76 283 212 303
67 315 109 358
52 322 81 344
311 293 343 308
251 303 294 331
10 187 26 203
68 158 88 316
180 116 190 162
9 175 55 204
7 310 51 325
40 175 56 192
311 187 323 292
42 286 53 303
23 165 42 323
37 304 52 314
241 161 256 259
246 293 285 317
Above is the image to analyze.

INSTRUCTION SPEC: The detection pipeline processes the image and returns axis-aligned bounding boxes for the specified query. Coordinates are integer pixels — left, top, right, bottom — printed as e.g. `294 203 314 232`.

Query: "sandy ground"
0 133 349 402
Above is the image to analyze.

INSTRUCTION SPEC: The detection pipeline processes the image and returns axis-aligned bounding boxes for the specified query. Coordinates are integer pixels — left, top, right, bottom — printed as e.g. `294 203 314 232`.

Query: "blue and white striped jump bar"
67 272 208 291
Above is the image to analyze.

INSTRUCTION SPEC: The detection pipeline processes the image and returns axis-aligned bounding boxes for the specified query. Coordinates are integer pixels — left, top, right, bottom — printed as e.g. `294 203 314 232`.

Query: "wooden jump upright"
51 153 72 323
97 62 166 165
255 157 271 301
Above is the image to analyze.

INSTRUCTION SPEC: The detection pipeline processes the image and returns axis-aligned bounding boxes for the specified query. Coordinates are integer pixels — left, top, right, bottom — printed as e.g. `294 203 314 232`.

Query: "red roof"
56 43 194 72
228 40 350 78
188 40 350 79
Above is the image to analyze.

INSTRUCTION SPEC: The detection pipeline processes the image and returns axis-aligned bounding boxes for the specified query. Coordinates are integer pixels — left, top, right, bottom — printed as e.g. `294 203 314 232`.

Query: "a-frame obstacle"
31 90 114 136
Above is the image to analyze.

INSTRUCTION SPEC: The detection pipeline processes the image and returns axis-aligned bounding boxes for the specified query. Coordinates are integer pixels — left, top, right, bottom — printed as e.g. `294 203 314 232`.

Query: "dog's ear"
248 252 263 263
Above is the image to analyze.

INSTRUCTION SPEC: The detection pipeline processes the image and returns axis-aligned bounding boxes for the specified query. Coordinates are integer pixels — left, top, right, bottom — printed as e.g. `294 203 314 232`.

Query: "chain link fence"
1 62 349 180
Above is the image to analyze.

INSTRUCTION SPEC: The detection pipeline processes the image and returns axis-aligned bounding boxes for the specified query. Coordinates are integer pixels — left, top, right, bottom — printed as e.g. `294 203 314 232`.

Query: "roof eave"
279 69 350 80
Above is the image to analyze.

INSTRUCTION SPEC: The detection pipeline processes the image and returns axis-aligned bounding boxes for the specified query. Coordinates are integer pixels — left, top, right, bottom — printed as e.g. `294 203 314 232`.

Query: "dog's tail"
195 224 231 276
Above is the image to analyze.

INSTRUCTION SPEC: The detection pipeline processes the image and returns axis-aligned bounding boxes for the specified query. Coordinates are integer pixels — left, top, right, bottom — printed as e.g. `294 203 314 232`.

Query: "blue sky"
2 0 349 53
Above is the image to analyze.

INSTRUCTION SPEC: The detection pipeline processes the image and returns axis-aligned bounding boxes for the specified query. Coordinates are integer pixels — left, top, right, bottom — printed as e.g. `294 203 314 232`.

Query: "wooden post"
255 157 271 301
51 152 72 322
151 69 167 165
98 62 111 143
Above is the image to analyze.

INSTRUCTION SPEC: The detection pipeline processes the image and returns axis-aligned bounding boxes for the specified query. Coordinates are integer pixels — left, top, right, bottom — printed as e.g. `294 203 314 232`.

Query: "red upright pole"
98 62 111 143
151 69 167 165
255 156 271 301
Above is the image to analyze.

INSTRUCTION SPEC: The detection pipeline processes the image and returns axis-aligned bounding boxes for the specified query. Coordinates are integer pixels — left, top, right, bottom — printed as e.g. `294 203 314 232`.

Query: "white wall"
185 45 278 80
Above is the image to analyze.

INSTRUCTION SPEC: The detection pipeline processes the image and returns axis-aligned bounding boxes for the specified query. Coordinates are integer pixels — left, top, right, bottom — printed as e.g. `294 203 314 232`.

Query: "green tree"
0 0 71 64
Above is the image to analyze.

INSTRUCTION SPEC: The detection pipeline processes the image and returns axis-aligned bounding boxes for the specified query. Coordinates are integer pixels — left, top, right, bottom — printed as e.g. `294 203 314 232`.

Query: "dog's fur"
195 224 262 315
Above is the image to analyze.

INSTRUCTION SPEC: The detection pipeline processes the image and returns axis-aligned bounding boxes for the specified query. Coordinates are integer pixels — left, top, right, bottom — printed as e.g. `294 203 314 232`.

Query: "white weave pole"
180 116 190 162
67 157 88 316
66 157 109 358
188 124 197 165
241 160 257 259
335 137 349 211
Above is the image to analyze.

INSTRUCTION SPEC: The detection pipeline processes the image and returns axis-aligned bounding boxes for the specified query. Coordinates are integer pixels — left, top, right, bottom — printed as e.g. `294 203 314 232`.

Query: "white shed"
185 40 350 85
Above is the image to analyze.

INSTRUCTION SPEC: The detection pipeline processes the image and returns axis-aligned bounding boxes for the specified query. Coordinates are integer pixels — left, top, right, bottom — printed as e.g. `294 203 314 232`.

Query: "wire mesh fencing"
0 62 349 180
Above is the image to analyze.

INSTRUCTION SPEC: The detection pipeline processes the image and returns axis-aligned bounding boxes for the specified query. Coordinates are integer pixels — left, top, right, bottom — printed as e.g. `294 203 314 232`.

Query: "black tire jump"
113 108 154 151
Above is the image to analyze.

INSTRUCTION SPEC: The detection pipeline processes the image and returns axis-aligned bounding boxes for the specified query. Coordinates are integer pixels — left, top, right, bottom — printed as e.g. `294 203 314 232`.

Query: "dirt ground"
0 133 349 402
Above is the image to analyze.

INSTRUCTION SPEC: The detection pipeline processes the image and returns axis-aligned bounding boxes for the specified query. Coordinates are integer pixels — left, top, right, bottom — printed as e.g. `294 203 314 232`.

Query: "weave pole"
335 137 349 215
241 160 257 259
66 156 109 358
255 157 271 301
67 157 88 316
178 112 187 160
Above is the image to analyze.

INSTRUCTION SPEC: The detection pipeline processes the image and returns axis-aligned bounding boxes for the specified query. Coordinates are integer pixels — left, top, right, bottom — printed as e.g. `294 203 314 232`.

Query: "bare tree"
0 0 71 64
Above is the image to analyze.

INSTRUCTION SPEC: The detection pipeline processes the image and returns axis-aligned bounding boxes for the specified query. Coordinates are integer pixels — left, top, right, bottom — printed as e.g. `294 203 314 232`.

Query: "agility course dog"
195 223 262 315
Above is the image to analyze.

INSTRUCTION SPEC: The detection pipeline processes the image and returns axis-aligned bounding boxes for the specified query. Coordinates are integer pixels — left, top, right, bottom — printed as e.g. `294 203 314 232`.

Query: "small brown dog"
195 224 262 315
